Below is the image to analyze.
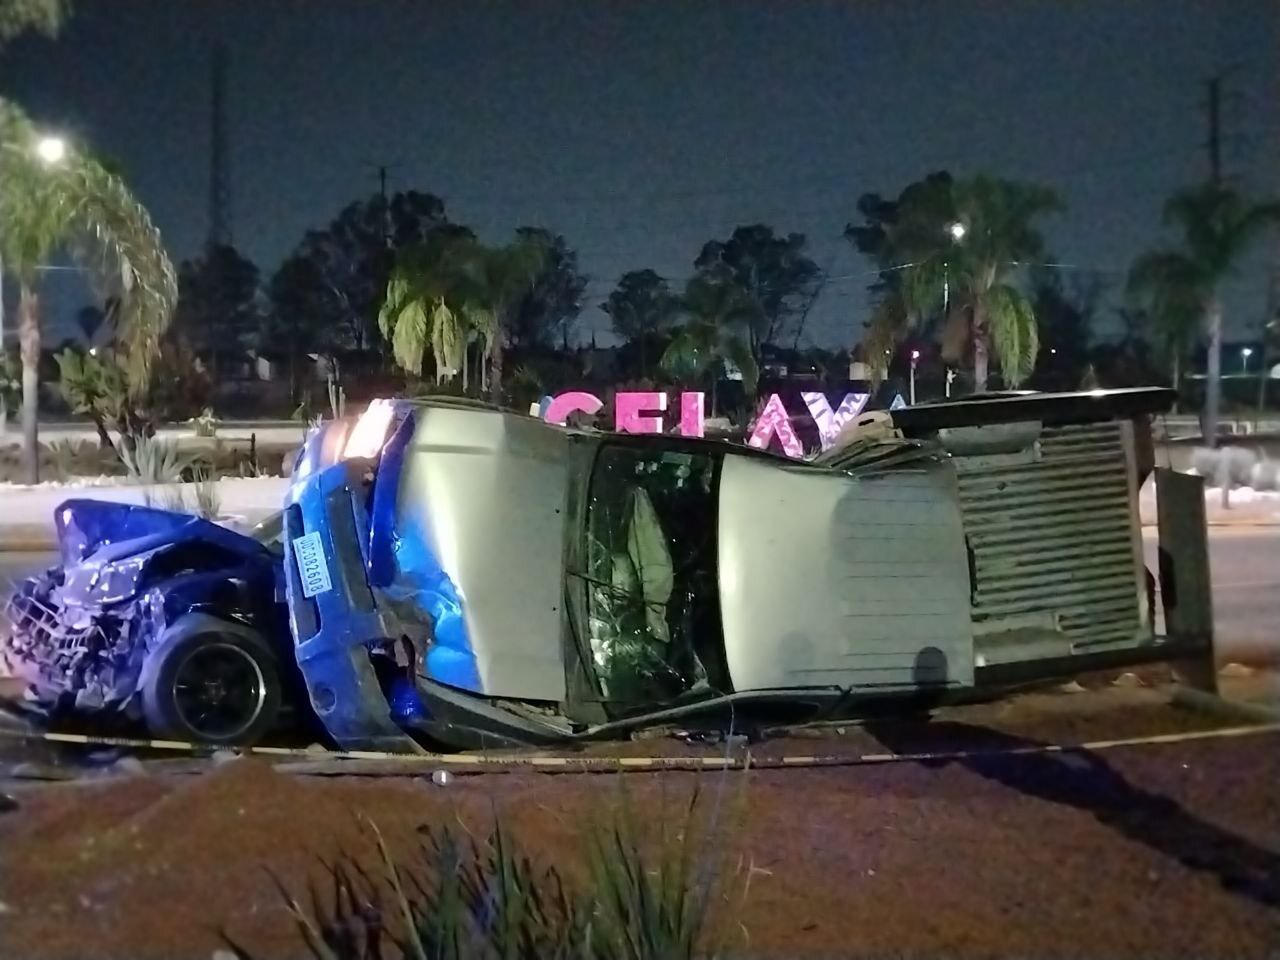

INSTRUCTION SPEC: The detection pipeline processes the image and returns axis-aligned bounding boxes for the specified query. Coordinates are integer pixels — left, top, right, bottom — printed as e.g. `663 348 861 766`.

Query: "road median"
0 476 289 552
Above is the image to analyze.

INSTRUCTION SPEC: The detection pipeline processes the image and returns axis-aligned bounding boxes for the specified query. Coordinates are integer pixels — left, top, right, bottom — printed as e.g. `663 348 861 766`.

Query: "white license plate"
292 532 333 598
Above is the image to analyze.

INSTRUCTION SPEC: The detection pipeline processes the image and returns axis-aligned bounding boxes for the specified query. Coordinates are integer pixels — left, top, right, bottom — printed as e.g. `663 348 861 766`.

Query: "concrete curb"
1171 686 1280 725
0 527 59 553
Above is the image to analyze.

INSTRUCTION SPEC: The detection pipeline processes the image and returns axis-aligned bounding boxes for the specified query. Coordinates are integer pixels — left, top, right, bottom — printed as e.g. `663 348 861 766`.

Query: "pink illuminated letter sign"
544 391 603 425
748 394 803 458
615 391 667 434
679 392 705 438
801 392 870 450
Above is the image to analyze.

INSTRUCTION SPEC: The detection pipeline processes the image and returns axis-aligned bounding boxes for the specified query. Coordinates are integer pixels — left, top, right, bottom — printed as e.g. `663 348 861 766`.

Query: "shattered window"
584 445 718 705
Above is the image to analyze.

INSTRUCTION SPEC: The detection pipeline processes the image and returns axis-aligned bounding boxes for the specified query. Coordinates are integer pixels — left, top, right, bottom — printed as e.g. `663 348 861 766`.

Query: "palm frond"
987 283 1039 387
0 0 67 45
1163 183 1280 279
858 292 911 383
899 257 948 320
429 299 464 382
1126 249 1206 360
65 162 178 391
660 324 713 382
388 297 429 375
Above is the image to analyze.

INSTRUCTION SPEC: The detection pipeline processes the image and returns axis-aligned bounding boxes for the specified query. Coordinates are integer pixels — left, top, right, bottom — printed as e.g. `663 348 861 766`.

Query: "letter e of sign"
615 392 668 434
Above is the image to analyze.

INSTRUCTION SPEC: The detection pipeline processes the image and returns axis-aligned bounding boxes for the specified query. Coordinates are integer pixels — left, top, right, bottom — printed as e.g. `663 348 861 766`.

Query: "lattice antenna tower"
207 41 231 249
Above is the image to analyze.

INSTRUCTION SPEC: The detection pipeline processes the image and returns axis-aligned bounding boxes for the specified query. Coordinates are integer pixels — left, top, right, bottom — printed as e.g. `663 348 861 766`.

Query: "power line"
436 141 1207 223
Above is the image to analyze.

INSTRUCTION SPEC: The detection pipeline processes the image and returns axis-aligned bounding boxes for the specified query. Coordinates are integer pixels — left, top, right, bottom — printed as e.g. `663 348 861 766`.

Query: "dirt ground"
1 681 1278 960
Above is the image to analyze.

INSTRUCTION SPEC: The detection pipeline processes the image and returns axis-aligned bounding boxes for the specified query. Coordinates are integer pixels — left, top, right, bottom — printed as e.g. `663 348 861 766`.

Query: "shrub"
56 342 213 455
1223 447 1259 487
0 350 19 413
42 438 117 481
1189 446 1260 488
1249 457 1278 492
275 796 742 960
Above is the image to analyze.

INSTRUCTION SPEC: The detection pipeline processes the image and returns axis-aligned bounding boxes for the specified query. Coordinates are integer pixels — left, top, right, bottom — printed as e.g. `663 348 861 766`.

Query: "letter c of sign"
544 391 604 425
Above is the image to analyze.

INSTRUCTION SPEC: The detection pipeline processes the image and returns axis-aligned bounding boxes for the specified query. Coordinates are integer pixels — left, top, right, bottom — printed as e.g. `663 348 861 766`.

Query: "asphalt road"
1141 528 1280 665
1 527 1277 664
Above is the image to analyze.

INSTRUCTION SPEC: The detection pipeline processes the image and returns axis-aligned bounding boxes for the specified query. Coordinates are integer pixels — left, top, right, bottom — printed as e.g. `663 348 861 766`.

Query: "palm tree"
862 175 1061 391
0 100 177 482
0 0 67 46
1129 184 1280 444
1125 251 1202 395
660 269 761 406
379 231 546 402
379 231 472 386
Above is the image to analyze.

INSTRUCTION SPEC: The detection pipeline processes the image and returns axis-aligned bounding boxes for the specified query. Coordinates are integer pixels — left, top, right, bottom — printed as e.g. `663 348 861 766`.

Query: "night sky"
2 0 1277 349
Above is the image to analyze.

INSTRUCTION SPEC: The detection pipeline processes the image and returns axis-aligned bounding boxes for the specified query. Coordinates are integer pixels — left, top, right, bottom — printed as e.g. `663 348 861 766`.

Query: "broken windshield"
582 444 726 706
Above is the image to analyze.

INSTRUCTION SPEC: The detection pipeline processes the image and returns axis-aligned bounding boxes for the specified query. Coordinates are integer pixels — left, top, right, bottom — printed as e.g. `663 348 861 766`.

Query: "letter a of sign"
747 394 803 458
801 392 870 450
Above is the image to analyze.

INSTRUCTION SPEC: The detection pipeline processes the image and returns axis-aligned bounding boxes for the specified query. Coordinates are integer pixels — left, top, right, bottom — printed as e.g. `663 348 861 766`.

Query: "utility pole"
371 163 394 371
206 41 231 385
1207 75 1222 183
367 163 395 250
1202 74 1225 452
208 42 231 249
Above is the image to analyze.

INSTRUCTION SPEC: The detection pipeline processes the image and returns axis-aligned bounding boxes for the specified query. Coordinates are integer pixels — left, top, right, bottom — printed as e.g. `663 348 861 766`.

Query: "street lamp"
1241 346 1254 373
948 221 966 241
909 349 920 405
35 135 66 165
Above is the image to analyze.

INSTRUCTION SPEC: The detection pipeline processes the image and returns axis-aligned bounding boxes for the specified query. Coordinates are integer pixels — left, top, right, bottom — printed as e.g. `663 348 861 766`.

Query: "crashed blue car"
2 500 293 745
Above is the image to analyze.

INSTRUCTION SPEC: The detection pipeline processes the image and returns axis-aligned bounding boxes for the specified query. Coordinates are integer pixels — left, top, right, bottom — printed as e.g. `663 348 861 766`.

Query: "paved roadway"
1 528 1277 664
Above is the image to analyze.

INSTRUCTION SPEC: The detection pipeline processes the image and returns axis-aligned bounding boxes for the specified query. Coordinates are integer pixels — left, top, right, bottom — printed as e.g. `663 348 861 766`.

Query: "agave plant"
118 434 189 510
275 797 743 960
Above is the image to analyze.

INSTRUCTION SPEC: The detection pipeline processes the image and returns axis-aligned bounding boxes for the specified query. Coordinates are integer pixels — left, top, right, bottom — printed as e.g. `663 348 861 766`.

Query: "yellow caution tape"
2 721 1278 774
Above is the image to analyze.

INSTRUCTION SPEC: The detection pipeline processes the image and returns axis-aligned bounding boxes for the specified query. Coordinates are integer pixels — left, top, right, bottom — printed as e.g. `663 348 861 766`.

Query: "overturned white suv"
280 387 1211 753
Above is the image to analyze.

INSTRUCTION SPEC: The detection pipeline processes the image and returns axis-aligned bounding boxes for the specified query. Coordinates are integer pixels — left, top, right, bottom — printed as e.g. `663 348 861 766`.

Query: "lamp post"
6 134 68 474
937 223 966 403
1241 346 1253 374
943 221 965 317
909 349 920 405
2 135 68 436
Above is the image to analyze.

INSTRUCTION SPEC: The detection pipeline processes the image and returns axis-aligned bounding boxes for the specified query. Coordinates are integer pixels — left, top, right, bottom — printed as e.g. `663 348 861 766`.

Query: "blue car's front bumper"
282 458 425 753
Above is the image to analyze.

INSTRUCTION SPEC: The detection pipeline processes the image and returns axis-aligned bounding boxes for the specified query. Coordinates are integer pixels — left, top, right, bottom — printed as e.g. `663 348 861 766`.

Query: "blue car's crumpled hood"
53 499 274 607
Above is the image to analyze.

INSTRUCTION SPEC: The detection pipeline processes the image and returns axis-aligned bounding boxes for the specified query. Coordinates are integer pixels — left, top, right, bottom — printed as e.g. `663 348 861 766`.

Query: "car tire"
141 614 282 746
